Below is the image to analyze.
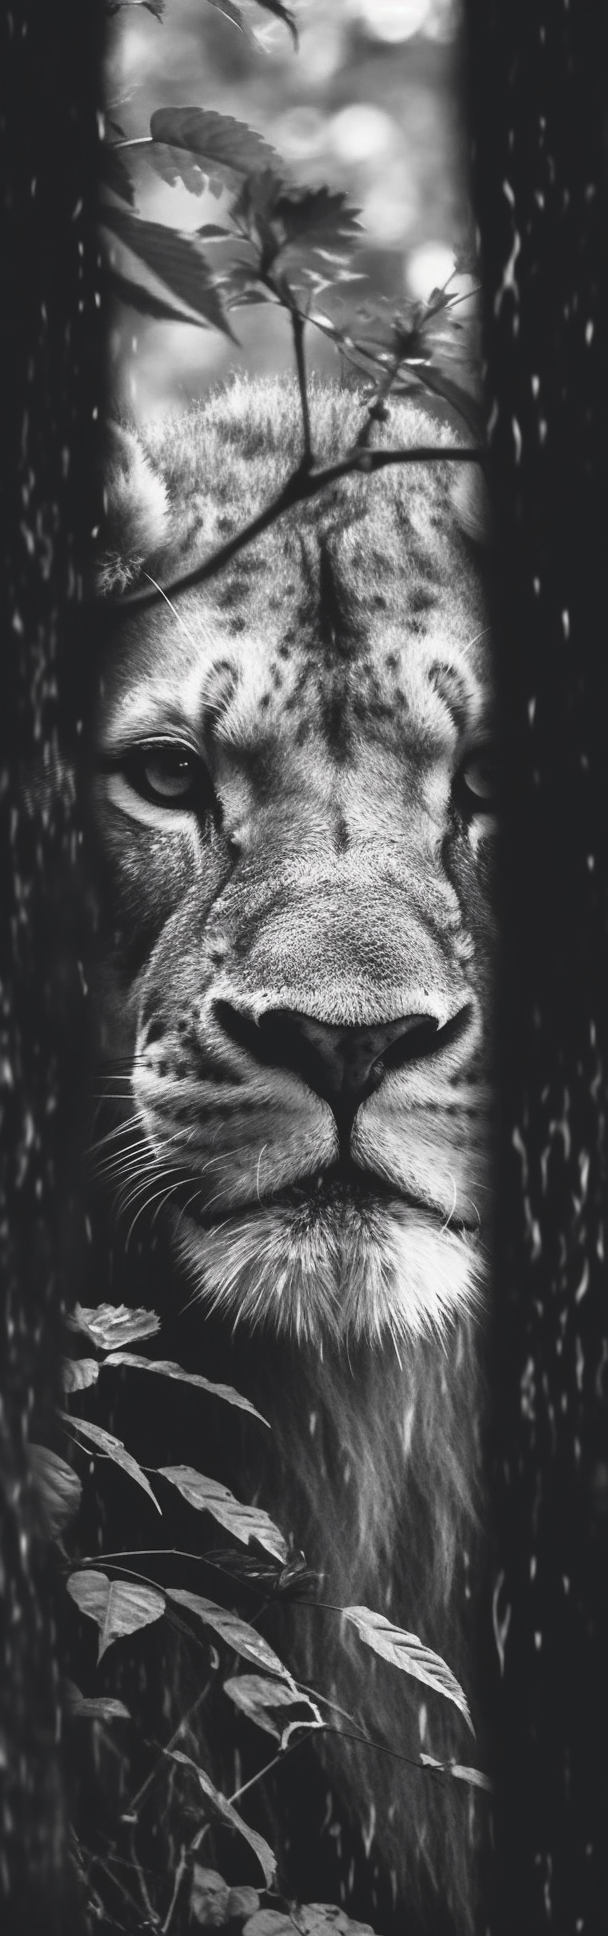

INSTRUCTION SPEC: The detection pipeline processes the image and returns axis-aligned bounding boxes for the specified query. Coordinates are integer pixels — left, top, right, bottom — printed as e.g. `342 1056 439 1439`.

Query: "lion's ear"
96 422 170 596
450 463 492 548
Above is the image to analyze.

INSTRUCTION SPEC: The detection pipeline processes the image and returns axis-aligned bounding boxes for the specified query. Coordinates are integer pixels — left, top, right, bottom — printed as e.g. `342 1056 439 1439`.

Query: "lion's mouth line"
179 1163 478 1236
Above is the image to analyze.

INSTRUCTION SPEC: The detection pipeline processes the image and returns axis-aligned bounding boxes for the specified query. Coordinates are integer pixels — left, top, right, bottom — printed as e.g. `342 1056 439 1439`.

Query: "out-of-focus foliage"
104 0 471 420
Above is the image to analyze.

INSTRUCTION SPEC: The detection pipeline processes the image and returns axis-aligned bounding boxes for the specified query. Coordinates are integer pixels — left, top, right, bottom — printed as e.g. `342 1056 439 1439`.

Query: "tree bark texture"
1 4 104 1932
464 4 608 1932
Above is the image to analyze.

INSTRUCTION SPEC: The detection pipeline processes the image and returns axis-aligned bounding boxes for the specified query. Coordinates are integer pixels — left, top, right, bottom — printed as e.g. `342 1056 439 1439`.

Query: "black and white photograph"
2 4 607 1934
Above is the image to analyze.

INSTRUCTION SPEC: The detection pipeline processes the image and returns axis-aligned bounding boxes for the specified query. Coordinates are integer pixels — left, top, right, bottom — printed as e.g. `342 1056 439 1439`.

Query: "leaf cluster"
94 2 485 621
98 11 481 448
30 1294 490 1928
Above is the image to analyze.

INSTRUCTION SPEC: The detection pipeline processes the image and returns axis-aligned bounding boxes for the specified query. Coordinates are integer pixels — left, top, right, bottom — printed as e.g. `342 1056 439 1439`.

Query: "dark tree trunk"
0 4 104 1931
464 4 608 1931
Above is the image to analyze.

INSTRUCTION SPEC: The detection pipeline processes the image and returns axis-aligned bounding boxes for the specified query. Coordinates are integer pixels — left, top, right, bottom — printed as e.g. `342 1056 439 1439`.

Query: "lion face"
93 384 495 1348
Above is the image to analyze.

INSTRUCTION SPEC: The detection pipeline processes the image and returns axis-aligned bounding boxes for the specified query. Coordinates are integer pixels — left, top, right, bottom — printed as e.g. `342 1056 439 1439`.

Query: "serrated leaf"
223 1673 322 1742
64 1679 131 1722
274 184 362 260
100 205 234 339
28 1444 82 1538
60 1413 161 1513
65 1302 161 1349
166 1589 294 1682
169 1752 277 1887
190 1864 230 1927
343 1608 474 1734
62 1358 99 1394
102 263 213 328
67 1570 165 1661
229 176 362 301
103 1355 268 1427
146 108 281 198
159 1466 286 1560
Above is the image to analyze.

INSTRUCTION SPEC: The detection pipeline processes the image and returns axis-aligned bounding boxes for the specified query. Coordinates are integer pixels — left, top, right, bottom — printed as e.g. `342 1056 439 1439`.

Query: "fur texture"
92 379 495 1931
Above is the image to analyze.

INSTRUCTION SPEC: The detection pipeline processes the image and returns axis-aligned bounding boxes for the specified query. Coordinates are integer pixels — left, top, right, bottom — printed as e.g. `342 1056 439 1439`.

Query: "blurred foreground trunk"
464 4 608 1931
0 3 104 1931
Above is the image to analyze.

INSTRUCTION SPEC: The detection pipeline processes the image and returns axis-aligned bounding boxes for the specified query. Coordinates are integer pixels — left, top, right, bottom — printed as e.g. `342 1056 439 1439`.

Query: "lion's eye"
127 743 202 808
457 746 496 816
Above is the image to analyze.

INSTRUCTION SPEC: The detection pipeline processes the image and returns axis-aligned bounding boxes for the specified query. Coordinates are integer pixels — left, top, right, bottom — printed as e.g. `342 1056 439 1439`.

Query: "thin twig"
106 440 483 617
161 1844 187 1936
290 309 312 467
328 1723 447 1776
126 1684 211 1820
129 1824 161 1927
354 344 403 448
227 1724 329 1807
307 309 483 440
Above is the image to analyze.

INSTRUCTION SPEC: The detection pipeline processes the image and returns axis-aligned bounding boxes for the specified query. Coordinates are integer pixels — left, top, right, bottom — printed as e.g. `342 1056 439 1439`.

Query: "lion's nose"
214 1000 440 1119
267 1011 439 1110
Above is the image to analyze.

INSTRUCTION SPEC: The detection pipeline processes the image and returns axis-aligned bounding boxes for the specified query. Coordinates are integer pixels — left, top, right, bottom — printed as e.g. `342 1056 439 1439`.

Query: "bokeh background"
105 0 472 421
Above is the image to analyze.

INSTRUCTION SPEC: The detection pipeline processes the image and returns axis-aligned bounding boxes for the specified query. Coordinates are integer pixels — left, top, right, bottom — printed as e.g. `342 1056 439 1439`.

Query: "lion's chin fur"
174 1195 484 1347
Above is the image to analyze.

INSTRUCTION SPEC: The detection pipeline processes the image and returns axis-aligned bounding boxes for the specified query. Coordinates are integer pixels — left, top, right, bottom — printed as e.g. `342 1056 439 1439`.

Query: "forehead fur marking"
298 531 364 662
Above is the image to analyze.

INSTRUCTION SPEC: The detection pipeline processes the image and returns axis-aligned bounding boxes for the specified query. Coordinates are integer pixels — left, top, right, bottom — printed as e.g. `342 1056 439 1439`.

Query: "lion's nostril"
263 1011 440 1113
213 1000 457 1127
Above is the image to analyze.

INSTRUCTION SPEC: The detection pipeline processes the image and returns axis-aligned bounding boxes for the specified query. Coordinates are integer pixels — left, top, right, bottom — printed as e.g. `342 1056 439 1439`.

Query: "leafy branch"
96 57 484 615
49 1300 489 1762
110 433 482 616
44 1291 491 1929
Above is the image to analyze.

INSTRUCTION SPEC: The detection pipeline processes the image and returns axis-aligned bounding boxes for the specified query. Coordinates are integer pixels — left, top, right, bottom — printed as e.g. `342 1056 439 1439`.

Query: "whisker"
125 1172 185 1249
117 1161 181 1212
89 1114 144 1155
255 1143 268 1205
142 572 205 658
465 624 491 652
93 1136 150 1169
441 1173 459 1234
